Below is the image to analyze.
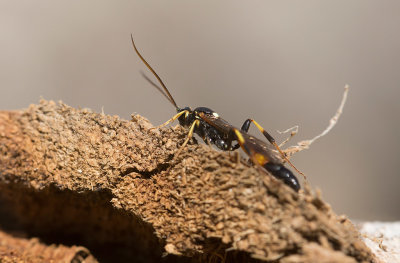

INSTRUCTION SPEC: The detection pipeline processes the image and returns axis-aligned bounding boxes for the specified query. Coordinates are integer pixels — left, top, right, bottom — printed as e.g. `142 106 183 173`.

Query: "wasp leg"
150 110 189 130
231 143 240 151
231 123 248 150
230 118 268 150
240 119 306 179
233 129 300 191
168 119 200 168
199 123 212 147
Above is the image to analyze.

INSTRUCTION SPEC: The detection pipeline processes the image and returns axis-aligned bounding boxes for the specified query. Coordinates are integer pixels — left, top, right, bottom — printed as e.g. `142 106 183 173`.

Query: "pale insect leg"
168 119 200 170
150 110 189 130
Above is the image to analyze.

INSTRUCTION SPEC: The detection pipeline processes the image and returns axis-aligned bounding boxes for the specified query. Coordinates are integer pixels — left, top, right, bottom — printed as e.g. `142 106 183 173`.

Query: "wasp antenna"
130 34 179 109
140 71 176 106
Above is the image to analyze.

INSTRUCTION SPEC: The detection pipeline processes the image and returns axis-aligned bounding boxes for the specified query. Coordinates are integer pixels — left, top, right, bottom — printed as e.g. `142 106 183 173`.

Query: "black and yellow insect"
131 35 303 192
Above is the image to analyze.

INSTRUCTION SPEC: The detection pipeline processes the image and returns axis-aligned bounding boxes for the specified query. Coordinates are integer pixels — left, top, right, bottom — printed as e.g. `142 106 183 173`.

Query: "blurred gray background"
1 1 399 220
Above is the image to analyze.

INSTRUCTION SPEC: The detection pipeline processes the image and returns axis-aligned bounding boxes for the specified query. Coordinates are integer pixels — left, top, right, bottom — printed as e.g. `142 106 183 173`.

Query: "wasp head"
177 107 193 127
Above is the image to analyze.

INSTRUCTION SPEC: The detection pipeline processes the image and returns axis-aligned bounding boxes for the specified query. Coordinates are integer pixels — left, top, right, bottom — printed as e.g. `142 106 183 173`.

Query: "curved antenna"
130 34 179 109
140 71 176 106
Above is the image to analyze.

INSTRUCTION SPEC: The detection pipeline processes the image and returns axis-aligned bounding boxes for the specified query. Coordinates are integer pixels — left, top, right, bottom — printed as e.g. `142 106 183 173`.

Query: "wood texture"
0 100 378 262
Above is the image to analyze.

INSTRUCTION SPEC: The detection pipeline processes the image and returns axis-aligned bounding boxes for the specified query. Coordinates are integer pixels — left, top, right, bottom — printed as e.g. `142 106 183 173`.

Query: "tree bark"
0 100 377 262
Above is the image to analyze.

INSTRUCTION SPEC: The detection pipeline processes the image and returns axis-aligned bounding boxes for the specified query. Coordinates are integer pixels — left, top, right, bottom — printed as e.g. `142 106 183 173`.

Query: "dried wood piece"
0 100 377 262
0 229 97 263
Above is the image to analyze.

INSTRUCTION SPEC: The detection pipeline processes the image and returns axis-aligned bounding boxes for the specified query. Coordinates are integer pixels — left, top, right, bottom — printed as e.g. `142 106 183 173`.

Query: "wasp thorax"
134 35 302 192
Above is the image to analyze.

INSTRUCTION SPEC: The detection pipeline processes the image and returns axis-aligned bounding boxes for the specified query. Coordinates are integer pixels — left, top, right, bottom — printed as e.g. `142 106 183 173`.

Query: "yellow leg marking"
150 110 188 130
242 121 306 180
253 120 306 179
233 129 266 171
249 119 264 133
233 129 246 145
233 128 250 154
169 119 200 167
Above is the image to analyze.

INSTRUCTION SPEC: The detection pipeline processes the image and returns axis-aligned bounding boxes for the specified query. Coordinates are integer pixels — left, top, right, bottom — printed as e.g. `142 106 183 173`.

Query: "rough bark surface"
0 100 378 263
0 229 97 263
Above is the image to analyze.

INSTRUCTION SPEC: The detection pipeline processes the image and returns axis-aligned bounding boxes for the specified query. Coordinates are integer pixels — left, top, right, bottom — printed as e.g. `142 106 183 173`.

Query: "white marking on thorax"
212 112 219 118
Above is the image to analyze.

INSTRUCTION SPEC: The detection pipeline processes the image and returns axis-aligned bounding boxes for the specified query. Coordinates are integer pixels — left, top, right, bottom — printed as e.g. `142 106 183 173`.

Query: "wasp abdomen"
263 163 300 192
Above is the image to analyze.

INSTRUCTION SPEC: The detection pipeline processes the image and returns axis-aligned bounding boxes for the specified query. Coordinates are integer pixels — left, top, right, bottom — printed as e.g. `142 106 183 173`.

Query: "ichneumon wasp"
131 35 304 192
